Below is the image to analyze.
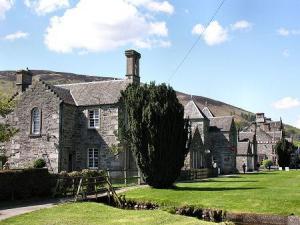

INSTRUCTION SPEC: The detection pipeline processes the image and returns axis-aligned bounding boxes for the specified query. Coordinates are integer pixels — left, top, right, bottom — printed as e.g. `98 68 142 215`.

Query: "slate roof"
266 131 283 141
237 141 251 155
239 132 255 142
50 85 76 105
256 128 273 142
209 116 233 132
184 100 208 120
202 106 214 118
55 79 130 106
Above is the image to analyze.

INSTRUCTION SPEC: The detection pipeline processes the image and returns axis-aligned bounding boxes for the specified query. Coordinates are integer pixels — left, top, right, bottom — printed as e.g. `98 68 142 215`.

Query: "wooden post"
72 178 75 196
52 178 60 198
74 177 83 202
124 169 127 186
94 178 97 199
137 169 141 185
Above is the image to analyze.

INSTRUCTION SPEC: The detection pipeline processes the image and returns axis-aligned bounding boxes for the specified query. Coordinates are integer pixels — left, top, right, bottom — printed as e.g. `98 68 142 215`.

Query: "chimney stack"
125 49 141 84
16 69 32 93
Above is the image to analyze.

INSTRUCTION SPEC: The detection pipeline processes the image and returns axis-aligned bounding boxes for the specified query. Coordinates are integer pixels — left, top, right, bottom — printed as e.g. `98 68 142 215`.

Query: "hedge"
0 168 56 201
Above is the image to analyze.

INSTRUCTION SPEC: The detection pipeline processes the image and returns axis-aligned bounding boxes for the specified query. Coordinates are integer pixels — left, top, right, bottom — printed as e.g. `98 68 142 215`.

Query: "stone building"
4 50 141 173
184 100 237 174
3 49 238 175
236 113 284 172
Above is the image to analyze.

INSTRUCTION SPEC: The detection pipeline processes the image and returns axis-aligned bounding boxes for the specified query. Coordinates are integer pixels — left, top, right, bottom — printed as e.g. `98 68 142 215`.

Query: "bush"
262 160 273 170
33 158 46 168
0 168 55 200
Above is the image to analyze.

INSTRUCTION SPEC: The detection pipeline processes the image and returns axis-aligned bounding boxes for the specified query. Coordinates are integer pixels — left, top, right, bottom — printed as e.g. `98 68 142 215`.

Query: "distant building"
184 101 237 174
237 113 284 172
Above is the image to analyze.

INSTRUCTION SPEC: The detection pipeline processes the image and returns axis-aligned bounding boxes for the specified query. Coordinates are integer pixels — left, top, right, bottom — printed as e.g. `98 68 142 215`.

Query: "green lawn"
124 171 300 216
0 203 222 225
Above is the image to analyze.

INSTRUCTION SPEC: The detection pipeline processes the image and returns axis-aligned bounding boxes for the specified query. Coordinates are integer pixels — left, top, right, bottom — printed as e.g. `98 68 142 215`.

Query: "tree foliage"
262 159 273 170
0 93 17 143
120 82 190 188
275 139 295 167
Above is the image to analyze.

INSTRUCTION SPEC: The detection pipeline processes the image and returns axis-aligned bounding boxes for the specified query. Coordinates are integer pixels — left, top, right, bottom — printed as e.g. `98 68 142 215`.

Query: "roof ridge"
191 100 208 119
55 79 125 87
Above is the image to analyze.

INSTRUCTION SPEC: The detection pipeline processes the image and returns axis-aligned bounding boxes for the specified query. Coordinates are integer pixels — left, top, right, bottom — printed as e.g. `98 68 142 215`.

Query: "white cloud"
231 20 252 31
45 0 172 53
277 27 300 37
149 22 168 36
273 97 300 109
282 49 290 57
4 31 29 41
134 39 171 48
277 28 290 36
192 21 228 46
146 1 174 14
24 0 69 15
0 0 13 20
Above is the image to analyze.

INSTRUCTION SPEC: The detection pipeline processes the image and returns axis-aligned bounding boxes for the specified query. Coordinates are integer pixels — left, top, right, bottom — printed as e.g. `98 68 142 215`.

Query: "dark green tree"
275 139 295 167
0 93 17 143
120 82 190 188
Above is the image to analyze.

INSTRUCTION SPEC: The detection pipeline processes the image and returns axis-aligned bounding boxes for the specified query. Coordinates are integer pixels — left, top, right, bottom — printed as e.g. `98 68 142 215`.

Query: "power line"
167 0 227 83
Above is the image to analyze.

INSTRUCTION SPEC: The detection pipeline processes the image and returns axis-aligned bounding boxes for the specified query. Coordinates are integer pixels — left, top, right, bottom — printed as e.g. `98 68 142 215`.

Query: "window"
88 109 100 128
31 107 41 135
88 148 99 169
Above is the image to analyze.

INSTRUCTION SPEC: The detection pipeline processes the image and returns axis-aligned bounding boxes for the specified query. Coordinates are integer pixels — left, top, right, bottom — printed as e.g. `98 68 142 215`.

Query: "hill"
1 70 299 139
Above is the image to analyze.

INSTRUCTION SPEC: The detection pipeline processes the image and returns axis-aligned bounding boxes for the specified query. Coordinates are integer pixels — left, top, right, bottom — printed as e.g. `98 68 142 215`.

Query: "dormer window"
88 109 100 129
31 107 41 135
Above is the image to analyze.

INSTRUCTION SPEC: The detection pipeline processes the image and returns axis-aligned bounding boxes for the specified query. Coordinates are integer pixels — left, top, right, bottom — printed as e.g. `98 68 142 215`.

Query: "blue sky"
0 0 299 128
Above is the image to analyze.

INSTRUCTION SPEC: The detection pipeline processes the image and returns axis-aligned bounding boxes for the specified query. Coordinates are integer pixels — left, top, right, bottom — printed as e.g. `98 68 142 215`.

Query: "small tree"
0 93 17 143
275 139 295 167
120 82 190 188
262 159 273 170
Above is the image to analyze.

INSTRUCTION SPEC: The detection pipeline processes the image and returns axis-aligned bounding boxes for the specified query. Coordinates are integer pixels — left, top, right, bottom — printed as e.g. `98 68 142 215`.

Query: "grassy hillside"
1 70 299 137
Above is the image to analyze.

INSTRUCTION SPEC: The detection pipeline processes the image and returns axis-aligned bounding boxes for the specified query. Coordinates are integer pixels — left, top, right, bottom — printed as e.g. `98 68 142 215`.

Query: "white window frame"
87 148 99 169
31 107 41 135
88 109 100 129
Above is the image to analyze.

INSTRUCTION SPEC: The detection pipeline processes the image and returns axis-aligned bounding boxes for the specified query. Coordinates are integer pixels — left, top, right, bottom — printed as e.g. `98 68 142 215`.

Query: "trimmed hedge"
0 168 56 200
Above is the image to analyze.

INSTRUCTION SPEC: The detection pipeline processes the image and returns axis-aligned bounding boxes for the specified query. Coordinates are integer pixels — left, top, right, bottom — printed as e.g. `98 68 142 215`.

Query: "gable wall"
4 81 61 172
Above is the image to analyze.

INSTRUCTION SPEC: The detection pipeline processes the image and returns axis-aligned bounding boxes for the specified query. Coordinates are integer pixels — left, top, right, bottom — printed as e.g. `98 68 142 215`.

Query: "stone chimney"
255 113 265 124
125 49 141 84
16 69 32 93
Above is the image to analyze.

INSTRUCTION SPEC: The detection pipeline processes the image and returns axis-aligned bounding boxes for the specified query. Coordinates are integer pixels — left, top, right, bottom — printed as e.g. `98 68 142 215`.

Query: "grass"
0 202 222 225
124 171 300 216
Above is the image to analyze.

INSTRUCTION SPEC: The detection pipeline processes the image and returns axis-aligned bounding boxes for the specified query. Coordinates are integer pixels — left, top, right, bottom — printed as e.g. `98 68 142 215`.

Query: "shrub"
33 158 46 168
262 160 273 170
0 168 55 200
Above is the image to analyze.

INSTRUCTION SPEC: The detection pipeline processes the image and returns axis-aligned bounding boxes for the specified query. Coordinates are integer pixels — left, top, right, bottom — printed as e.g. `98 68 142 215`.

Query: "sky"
0 0 300 128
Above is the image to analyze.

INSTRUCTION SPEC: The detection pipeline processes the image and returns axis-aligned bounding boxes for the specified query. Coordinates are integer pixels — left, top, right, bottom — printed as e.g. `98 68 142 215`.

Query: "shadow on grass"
172 186 263 192
241 172 270 175
202 180 258 183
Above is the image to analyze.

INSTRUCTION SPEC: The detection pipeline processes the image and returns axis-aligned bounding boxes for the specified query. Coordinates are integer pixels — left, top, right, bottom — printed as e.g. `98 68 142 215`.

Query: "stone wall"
184 119 210 170
4 81 61 172
209 131 235 174
72 104 126 171
257 143 276 163
60 103 77 171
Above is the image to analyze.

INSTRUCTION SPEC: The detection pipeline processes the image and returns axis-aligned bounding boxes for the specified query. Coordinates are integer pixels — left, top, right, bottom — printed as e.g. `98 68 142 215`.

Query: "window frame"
31 107 41 135
88 109 100 129
87 148 99 169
